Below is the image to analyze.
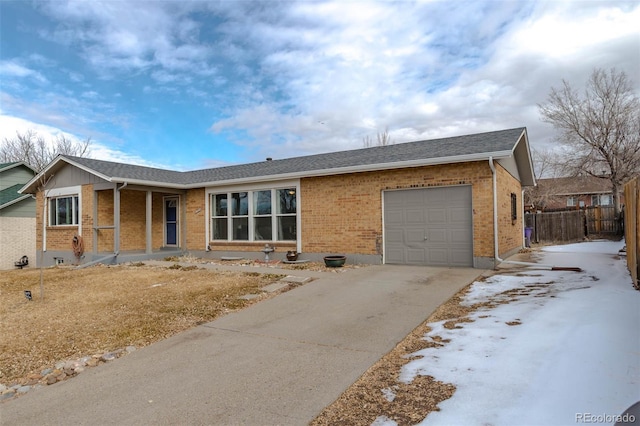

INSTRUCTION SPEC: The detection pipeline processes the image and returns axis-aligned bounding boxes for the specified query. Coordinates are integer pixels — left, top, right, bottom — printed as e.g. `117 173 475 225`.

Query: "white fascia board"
19 155 112 194
515 128 536 187
0 194 32 210
0 161 36 174
109 177 186 190
187 151 513 189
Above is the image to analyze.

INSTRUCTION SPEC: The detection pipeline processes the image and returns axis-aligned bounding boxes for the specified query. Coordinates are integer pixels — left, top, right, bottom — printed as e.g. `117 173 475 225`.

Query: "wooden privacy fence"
624 177 639 290
525 210 585 243
525 205 623 244
584 206 621 234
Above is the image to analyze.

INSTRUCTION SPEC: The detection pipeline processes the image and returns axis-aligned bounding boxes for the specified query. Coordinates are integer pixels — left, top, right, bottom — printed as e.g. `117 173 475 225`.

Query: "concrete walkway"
0 264 482 425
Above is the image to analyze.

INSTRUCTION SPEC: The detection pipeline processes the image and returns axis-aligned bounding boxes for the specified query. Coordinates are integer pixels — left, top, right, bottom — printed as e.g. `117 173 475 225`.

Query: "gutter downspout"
488 157 579 271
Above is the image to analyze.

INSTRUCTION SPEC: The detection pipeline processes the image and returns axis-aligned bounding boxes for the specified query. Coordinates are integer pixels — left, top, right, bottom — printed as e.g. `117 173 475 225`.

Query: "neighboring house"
528 176 623 211
19 127 535 269
0 162 37 269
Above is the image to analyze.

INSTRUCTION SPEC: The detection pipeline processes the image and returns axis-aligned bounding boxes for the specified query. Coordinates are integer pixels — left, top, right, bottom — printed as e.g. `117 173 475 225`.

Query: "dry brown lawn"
2 256 523 424
0 263 286 385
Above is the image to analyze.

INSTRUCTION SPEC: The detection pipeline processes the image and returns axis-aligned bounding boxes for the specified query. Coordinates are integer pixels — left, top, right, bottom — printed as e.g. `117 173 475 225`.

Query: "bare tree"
1 130 91 171
524 147 562 210
363 127 394 147
538 68 640 215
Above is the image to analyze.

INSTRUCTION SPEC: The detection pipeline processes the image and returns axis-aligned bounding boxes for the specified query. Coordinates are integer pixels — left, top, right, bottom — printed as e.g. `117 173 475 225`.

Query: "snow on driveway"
384 241 639 426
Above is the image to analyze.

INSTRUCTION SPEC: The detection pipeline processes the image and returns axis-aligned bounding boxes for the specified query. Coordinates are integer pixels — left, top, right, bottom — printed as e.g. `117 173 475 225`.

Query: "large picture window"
211 188 297 242
49 195 79 226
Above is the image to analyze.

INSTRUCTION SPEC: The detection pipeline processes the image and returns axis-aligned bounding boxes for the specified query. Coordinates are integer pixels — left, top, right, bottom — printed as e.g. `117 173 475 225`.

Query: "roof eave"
0 161 37 174
0 194 33 210
511 129 536 187
186 151 514 188
20 155 113 194
109 177 187 189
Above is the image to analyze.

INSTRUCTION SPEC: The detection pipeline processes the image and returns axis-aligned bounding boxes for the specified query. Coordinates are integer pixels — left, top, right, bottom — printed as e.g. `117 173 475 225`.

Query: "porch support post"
93 189 98 255
114 185 121 254
146 191 153 254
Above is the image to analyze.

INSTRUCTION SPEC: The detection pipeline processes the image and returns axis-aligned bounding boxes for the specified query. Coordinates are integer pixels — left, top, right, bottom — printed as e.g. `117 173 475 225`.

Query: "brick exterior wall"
300 161 522 261
97 189 114 252
0 217 36 270
186 188 206 250
496 165 524 257
33 161 524 267
119 190 147 251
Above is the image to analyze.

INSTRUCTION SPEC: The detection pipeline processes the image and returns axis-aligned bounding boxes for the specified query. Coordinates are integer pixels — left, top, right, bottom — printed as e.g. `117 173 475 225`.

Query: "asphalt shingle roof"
0 184 28 207
61 127 525 187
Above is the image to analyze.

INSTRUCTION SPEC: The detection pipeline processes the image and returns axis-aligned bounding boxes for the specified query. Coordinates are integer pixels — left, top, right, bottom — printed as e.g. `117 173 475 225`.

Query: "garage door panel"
385 210 404 225
384 186 473 267
428 249 449 264
406 229 426 245
451 229 472 244
427 208 447 224
386 248 404 264
427 228 447 243
426 189 446 203
406 209 424 224
449 207 471 223
406 249 426 263
386 229 404 243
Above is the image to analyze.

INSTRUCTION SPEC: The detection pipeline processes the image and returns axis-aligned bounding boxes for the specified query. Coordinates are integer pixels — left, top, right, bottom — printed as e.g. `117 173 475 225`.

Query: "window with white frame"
211 188 297 242
567 196 577 207
49 195 79 226
599 194 612 206
591 194 612 206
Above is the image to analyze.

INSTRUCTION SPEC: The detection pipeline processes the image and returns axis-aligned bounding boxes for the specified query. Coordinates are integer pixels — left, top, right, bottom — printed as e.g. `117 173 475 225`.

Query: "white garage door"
383 186 473 267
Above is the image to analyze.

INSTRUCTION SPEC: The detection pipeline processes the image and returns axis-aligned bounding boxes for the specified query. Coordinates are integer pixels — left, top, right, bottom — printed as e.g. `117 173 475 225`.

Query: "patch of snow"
371 415 398 426
541 240 624 254
398 240 639 426
381 387 396 402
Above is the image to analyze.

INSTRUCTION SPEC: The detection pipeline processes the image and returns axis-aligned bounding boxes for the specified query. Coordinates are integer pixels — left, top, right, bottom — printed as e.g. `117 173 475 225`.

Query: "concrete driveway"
0 264 481 425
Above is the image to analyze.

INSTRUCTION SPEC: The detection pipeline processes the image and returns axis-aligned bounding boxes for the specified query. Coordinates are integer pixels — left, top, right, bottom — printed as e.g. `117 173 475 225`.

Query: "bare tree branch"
1 130 92 171
363 126 394 147
538 68 640 214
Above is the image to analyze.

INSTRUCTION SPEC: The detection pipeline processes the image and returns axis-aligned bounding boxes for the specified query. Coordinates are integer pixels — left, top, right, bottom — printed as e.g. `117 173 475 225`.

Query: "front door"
165 197 179 246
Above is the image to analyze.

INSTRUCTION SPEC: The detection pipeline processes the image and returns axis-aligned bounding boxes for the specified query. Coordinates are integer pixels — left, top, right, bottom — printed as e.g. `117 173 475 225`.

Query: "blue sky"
1 1 638 171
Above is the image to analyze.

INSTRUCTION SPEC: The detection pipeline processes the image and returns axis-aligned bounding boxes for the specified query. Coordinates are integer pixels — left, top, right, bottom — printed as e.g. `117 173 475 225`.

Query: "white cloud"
40 1 217 81
209 0 639 158
3 0 638 169
0 60 47 83
0 114 169 169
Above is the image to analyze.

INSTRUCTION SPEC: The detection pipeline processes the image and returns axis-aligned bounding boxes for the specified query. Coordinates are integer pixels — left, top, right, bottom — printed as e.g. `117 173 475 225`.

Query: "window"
511 193 517 222
253 190 272 240
212 194 228 239
231 192 249 240
49 195 79 226
591 194 612 206
211 188 297 242
277 189 297 240
567 196 577 207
